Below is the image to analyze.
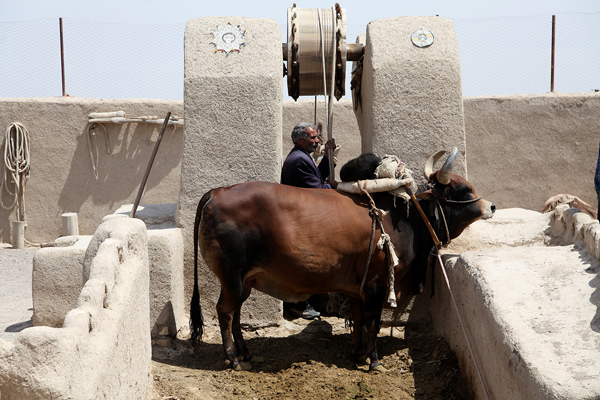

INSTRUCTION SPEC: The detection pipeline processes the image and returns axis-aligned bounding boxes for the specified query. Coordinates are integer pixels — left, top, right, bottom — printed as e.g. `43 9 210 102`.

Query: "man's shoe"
301 304 320 320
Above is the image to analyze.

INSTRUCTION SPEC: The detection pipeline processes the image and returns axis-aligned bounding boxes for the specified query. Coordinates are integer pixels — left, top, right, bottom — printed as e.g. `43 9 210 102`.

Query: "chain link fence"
1 12 598 99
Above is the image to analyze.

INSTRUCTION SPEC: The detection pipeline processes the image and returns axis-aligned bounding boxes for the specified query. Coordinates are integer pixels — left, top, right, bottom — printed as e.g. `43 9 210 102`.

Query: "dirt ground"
149 314 473 400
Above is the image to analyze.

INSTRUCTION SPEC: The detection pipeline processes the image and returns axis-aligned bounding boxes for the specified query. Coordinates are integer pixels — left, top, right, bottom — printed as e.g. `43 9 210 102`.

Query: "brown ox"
190 149 495 371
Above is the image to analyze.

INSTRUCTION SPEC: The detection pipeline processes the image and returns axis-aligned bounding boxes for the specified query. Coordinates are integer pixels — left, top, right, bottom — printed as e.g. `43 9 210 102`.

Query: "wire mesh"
1 13 598 99
0 18 61 97
554 12 600 93
454 14 552 96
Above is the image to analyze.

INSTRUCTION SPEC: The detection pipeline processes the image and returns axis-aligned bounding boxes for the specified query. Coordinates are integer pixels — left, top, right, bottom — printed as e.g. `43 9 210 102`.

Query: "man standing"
280 122 337 319
281 122 338 190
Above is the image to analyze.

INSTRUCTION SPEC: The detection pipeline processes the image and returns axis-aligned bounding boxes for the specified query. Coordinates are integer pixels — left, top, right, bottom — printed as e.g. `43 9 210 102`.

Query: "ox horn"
423 150 447 181
437 147 459 185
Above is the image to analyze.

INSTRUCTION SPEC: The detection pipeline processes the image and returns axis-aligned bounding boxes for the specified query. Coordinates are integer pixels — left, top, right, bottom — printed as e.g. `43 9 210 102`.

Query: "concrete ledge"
0 217 151 399
422 208 600 399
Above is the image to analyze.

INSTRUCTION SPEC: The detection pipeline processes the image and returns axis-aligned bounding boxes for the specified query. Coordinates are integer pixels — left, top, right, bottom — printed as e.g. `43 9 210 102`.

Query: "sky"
1 0 599 24
1 0 599 99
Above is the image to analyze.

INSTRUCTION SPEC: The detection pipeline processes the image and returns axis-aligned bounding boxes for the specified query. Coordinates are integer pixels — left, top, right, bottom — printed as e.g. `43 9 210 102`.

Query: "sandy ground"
1 245 471 399
0 245 36 341
148 314 473 400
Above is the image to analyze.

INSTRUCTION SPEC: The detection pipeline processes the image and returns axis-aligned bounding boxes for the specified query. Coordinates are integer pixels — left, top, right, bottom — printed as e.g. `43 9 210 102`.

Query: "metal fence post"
60 17 66 96
551 15 556 92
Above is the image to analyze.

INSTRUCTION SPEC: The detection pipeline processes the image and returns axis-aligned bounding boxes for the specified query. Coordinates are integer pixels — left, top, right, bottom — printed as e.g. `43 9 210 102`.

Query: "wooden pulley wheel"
286 4 347 101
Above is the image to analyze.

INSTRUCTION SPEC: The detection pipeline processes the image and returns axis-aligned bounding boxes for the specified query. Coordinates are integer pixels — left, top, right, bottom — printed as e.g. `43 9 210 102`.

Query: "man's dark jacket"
281 146 333 189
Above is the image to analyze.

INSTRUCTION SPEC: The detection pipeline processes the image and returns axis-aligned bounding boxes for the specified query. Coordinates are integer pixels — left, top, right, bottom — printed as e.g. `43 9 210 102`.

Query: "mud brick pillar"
355 16 467 184
179 17 283 326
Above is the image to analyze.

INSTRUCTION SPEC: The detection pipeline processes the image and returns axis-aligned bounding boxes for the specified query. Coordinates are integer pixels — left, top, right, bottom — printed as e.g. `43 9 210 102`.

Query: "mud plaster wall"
464 93 600 211
0 92 599 245
0 97 184 244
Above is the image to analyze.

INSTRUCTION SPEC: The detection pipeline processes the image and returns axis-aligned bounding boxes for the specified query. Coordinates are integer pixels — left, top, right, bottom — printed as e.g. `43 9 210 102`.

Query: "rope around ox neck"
358 181 400 307
434 196 482 245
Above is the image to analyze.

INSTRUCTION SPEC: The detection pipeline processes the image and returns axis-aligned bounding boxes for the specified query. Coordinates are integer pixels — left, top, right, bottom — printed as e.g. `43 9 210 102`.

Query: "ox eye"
448 185 471 201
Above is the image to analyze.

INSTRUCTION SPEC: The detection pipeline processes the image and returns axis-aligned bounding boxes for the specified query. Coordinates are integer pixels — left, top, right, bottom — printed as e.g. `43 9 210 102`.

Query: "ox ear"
416 189 437 200
416 183 447 200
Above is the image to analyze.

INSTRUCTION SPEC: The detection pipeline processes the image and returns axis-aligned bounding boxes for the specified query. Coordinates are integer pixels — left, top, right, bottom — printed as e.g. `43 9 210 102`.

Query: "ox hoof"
370 364 388 374
354 355 368 365
234 361 253 371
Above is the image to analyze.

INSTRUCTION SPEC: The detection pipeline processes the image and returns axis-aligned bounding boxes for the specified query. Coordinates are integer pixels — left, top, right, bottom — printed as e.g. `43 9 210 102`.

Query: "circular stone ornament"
411 28 434 48
211 23 246 54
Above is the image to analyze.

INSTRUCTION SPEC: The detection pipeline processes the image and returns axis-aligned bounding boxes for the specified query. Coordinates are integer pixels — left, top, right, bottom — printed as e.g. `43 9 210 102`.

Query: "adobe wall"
2 93 598 245
0 216 151 399
464 93 600 211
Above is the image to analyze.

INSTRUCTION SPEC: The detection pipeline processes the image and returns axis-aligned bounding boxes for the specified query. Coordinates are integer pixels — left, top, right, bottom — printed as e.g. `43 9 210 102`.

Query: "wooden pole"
130 112 172 218
405 184 441 247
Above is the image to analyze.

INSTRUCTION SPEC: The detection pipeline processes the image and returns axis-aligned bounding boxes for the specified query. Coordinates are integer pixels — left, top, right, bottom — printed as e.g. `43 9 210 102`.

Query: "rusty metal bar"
282 42 363 61
551 15 556 92
59 18 66 96
346 43 364 62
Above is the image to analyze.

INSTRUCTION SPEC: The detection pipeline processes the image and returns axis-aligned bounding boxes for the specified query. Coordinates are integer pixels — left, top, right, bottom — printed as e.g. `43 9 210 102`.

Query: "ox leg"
232 286 253 362
216 281 252 371
350 297 367 364
363 285 387 372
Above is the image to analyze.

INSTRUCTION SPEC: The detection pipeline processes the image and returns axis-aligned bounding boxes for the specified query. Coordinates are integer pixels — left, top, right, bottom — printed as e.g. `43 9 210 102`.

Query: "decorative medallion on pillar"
211 23 246 54
410 28 434 48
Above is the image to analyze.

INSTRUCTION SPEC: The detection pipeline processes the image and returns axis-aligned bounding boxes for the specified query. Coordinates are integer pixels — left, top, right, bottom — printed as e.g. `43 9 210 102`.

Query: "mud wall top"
0 93 599 243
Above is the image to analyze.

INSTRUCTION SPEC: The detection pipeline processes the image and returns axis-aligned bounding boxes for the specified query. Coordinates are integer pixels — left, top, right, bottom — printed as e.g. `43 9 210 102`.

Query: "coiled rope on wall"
1 122 31 223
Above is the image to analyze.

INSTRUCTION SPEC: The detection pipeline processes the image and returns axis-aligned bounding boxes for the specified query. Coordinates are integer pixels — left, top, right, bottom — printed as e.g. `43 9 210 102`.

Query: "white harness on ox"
336 155 414 308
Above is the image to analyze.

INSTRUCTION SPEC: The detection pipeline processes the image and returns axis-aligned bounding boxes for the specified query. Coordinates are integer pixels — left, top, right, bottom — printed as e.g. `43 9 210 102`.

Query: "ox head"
417 147 495 241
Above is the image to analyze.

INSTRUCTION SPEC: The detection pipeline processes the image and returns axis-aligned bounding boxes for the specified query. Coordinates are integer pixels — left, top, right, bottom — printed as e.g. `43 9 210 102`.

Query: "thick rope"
326 6 336 179
315 8 329 126
435 250 491 400
1 123 30 223
317 8 336 181
326 292 352 321
359 209 377 296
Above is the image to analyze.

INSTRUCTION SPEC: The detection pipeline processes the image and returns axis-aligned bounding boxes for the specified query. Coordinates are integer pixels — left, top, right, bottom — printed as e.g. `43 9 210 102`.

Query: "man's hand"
324 138 336 152
330 179 338 189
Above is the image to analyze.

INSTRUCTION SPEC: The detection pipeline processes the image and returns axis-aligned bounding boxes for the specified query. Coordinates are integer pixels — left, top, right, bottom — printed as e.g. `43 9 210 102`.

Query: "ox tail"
190 190 212 347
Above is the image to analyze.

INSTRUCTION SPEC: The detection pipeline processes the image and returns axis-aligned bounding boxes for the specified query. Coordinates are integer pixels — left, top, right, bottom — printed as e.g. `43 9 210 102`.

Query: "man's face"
298 127 320 153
